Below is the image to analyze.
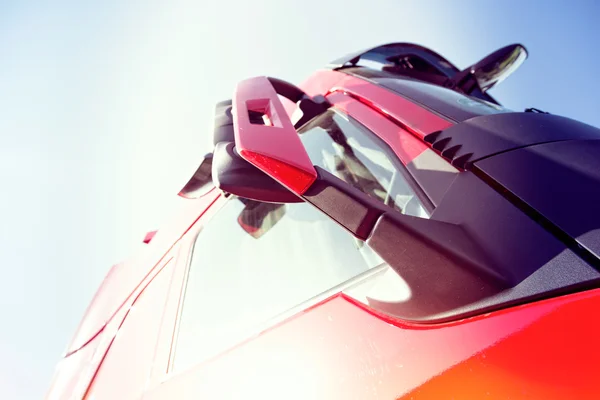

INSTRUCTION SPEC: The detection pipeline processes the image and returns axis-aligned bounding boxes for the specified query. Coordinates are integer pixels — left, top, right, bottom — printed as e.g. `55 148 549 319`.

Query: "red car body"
47 44 600 399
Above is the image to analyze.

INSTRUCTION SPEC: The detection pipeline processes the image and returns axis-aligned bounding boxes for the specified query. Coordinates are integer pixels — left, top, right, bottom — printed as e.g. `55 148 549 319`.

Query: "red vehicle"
47 43 600 399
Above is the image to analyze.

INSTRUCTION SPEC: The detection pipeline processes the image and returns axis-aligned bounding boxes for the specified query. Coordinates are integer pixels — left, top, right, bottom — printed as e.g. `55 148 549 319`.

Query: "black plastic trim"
366 213 507 320
213 100 234 145
368 171 600 322
300 167 517 320
327 42 459 75
178 153 214 199
266 77 306 103
302 167 387 240
212 142 303 204
302 167 600 322
423 112 600 169
473 164 600 273
473 139 600 265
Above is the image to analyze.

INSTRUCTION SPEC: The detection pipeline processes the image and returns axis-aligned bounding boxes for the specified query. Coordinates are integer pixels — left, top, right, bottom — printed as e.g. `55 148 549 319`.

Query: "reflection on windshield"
300 110 429 218
376 77 512 122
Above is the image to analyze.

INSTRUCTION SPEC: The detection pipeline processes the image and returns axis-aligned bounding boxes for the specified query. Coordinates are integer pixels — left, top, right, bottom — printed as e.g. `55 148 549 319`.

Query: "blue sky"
1 0 599 398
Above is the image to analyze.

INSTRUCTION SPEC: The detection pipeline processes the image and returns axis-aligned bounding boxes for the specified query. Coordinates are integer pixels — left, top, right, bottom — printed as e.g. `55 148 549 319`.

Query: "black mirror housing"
178 153 214 199
472 44 528 92
237 200 286 239
212 141 303 204
455 44 528 94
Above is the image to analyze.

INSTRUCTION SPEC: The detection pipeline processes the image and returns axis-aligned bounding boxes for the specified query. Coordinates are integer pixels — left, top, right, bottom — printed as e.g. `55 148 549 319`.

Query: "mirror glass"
472 44 528 92
236 199 286 239
178 154 213 199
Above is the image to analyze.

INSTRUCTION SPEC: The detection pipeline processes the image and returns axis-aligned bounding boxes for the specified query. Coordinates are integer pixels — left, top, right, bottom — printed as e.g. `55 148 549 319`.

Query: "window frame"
165 195 391 377
152 194 231 379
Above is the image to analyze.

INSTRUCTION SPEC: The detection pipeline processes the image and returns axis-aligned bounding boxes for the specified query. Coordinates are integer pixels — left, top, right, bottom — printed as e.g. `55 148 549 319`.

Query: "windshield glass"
299 109 430 218
345 67 512 121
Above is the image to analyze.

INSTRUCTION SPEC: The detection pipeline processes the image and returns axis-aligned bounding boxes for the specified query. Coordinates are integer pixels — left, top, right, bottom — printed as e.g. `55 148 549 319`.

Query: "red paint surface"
143 230 157 244
49 69 599 400
281 69 345 119
327 91 430 165
64 191 220 356
45 330 103 400
239 150 316 195
64 263 122 355
328 75 453 139
47 302 132 400
299 69 453 139
150 196 229 382
233 76 317 194
84 261 176 400
145 290 600 399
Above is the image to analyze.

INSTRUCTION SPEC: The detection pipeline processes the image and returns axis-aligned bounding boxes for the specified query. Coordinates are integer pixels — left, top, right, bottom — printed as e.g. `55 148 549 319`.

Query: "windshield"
299 109 431 217
345 67 510 118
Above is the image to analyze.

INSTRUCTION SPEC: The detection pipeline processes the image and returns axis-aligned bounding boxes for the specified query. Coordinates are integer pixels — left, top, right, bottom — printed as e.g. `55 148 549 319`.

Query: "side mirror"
178 153 214 199
457 44 528 93
211 76 328 203
211 75 510 320
236 199 286 239
212 141 302 203
232 76 318 196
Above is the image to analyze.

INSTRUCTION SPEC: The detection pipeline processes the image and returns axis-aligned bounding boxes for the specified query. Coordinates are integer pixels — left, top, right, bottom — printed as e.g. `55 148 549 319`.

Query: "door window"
173 109 428 371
